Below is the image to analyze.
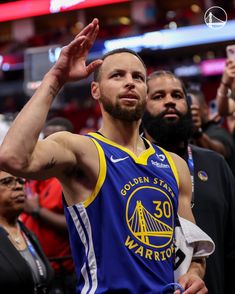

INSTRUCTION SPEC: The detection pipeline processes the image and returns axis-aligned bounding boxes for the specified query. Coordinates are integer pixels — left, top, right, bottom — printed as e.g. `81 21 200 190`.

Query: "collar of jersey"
89 132 155 165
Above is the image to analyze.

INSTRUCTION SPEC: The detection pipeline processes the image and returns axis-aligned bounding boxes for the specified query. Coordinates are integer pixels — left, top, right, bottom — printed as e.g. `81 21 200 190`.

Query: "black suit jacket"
0 221 54 294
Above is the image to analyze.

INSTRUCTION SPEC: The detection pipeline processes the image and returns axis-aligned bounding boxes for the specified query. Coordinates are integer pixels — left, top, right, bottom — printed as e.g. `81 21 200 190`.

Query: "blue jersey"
64 132 179 294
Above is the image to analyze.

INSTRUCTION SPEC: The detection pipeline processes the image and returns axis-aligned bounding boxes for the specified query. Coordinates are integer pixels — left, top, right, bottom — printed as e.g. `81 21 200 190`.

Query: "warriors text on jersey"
64 132 179 294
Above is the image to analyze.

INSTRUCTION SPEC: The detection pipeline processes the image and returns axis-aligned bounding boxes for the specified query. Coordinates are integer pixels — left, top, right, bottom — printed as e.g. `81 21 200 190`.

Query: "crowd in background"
0 3 235 293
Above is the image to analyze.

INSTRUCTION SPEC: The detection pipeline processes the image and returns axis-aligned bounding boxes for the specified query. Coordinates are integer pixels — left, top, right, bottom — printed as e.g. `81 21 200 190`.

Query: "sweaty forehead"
101 52 146 75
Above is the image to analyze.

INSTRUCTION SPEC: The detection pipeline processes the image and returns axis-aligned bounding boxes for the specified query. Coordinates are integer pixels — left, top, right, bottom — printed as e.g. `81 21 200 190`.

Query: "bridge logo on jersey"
125 186 174 249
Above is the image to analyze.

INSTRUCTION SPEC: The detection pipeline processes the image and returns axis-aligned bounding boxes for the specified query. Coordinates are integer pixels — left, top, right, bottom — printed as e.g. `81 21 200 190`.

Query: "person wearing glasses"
22 117 76 294
0 171 53 294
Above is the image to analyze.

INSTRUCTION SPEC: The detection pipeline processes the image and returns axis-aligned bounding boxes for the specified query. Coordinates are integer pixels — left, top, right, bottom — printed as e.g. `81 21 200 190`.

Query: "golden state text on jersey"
64 133 179 294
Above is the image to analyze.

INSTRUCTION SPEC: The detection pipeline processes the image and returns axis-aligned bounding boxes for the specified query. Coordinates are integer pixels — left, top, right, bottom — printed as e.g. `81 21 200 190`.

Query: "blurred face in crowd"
142 74 193 147
43 125 68 138
0 171 26 218
189 92 209 124
91 52 147 122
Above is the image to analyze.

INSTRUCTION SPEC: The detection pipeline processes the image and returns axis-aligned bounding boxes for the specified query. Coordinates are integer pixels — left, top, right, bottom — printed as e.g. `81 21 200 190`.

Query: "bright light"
104 31 162 52
27 81 42 90
174 65 201 77
104 20 235 52
2 63 10 71
49 47 61 63
119 17 130 25
50 0 85 13
191 4 201 13
200 58 226 76
169 21 177 29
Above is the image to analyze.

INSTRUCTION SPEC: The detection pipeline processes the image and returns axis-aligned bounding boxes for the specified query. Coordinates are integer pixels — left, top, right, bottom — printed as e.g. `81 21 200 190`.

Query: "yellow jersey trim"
158 146 179 188
89 132 155 165
83 138 107 208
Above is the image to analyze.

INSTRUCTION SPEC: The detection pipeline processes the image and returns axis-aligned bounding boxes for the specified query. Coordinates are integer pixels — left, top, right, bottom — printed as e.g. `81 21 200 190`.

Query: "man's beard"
100 96 146 122
142 108 193 150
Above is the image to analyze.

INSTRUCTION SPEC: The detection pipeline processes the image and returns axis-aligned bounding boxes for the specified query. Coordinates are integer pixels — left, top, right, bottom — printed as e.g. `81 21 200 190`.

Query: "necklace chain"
12 234 21 244
4 224 22 245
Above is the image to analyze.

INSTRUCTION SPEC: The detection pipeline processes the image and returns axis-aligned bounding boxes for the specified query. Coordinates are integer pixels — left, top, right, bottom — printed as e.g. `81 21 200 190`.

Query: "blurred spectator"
0 170 53 294
21 117 76 294
216 59 235 116
43 116 74 138
58 97 101 134
142 70 235 294
0 95 17 113
188 88 235 176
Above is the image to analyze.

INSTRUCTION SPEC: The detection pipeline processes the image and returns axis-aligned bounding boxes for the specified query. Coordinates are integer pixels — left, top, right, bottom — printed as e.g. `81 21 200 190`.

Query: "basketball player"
0 19 207 293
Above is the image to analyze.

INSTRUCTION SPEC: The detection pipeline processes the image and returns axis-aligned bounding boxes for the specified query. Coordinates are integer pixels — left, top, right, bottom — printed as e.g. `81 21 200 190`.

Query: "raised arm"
0 19 102 179
216 59 235 116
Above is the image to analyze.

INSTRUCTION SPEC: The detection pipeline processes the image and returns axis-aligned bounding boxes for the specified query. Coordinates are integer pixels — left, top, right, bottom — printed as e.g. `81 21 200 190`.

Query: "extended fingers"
75 18 99 40
59 18 99 61
71 20 99 53
79 23 99 53
86 59 103 76
64 36 87 55
86 21 99 44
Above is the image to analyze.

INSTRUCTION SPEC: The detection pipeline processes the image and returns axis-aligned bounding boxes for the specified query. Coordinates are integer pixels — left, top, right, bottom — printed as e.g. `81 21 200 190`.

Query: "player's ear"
91 81 100 100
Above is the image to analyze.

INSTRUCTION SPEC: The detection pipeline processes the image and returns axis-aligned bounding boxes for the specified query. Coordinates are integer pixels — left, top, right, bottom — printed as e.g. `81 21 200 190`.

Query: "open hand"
49 18 103 85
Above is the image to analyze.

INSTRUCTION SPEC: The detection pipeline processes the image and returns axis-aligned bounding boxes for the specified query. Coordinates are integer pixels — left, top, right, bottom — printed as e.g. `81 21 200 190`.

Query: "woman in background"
0 170 53 294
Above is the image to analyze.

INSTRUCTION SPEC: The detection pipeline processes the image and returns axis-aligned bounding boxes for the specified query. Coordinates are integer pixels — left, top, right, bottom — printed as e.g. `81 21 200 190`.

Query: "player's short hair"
93 48 147 82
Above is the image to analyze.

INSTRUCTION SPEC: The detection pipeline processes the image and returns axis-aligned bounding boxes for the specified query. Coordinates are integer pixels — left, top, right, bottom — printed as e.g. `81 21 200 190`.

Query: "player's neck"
99 122 145 155
101 116 140 137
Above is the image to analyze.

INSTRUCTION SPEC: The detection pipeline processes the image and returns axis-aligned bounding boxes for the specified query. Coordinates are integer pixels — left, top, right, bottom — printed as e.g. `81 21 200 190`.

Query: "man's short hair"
93 48 147 82
147 70 187 96
45 117 74 132
147 70 190 106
